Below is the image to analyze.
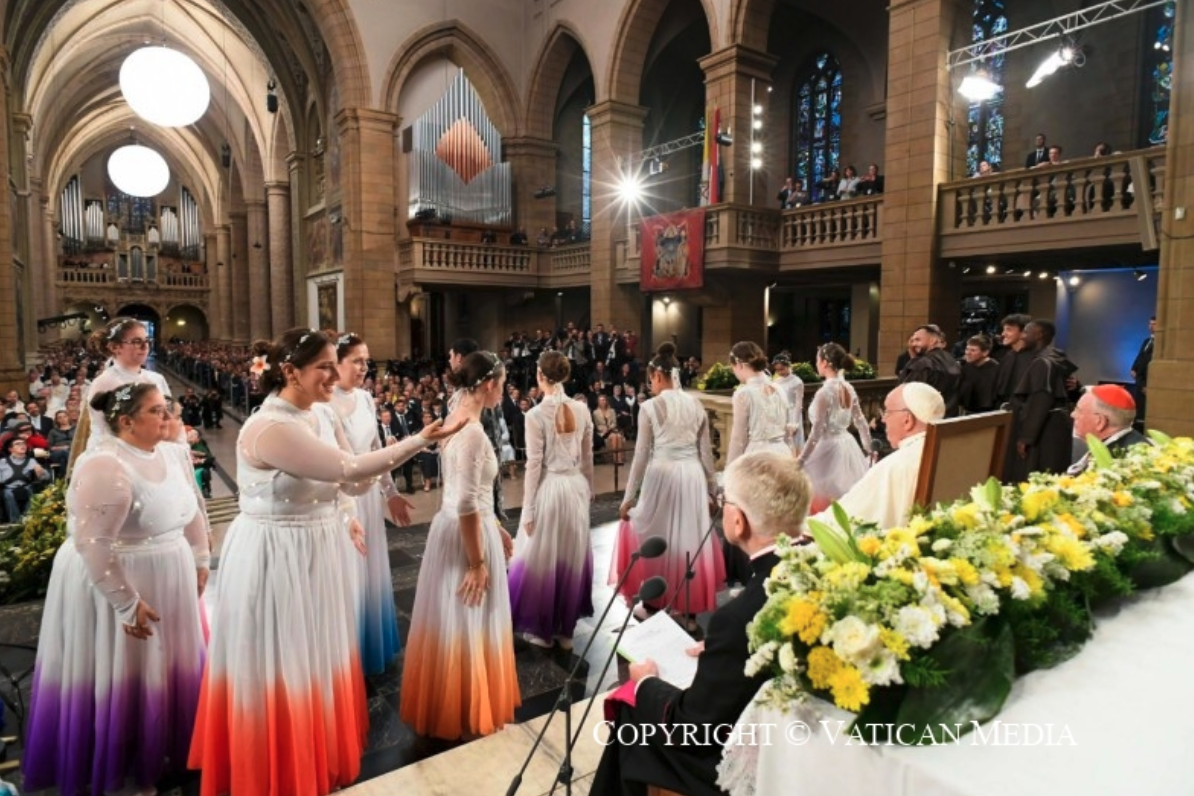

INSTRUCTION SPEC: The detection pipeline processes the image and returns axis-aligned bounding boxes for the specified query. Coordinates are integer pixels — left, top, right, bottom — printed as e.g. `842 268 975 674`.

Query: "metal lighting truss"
626 131 708 169
948 0 1172 70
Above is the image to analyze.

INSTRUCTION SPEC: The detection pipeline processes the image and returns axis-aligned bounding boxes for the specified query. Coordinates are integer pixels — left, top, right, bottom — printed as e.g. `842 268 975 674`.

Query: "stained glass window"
791 53 842 198
1141 0 1174 146
965 0 1007 176
581 113 592 236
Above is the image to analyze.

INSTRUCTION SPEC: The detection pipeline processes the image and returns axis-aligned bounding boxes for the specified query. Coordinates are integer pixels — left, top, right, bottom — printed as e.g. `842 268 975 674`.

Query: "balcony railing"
56 266 209 290
398 239 588 288
780 196 882 248
418 240 535 274
938 149 1165 257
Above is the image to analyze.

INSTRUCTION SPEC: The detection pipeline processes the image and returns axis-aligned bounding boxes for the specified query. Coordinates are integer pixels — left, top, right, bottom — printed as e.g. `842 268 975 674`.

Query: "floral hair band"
108 384 135 419
106 318 135 341
284 330 317 363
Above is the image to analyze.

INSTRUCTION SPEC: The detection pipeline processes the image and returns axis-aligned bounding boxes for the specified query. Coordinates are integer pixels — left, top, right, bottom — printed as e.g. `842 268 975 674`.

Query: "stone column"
698 45 778 207
876 0 968 374
34 184 57 345
586 100 647 334
286 153 307 328
229 210 250 343
504 136 558 243
700 280 768 367
204 232 218 338
245 199 270 341
1145 0 1194 435
214 225 232 341
265 182 293 333
0 48 28 392
335 107 401 358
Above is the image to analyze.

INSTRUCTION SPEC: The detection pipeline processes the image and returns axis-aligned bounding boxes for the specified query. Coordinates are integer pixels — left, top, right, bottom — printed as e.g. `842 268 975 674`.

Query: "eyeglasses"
140 400 175 418
121 338 150 348
881 407 911 418
716 492 738 510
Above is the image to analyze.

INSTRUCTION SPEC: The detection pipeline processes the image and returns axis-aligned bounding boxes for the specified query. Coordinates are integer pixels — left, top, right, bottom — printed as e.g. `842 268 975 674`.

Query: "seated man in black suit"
591 450 812 796
1067 384 1149 475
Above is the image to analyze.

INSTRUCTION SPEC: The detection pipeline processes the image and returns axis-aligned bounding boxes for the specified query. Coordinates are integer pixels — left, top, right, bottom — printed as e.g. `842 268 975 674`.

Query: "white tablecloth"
719 574 1194 796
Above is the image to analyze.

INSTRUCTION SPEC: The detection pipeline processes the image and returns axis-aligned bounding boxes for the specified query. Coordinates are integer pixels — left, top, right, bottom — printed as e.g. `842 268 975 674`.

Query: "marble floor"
0 366 715 794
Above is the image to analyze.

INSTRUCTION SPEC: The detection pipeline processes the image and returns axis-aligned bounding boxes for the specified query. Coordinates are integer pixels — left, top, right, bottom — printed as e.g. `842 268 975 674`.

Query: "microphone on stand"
506 537 666 796
661 502 723 619
551 575 668 796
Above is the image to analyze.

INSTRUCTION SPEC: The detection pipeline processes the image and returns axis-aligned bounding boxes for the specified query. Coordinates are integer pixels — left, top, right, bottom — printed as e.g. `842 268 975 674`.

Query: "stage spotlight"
986 264 997 274
1038 271 1050 280
962 266 972 274
1135 269 1148 282
618 174 644 204
1022 269 1032 277
959 70 1002 102
750 157 763 170
1068 275 1081 287
715 131 733 147
750 141 763 154
1027 42 1081 88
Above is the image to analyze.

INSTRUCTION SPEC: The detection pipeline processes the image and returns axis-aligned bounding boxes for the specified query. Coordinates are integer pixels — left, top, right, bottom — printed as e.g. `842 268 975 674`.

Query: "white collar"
897 431 928 449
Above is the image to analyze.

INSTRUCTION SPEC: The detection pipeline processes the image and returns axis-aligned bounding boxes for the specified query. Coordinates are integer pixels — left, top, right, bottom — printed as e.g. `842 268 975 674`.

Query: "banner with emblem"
640 208 705 291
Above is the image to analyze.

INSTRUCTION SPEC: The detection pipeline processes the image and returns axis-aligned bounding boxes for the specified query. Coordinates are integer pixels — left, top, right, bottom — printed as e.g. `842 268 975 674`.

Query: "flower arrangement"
696 362 738 391
0 480 69 605
747 432 1194 742
698 358 879 391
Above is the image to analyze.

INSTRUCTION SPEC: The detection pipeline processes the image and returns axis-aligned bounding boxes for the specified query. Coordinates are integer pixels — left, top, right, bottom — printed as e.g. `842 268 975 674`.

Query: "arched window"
966 0 1008 175
1141 0 1174 146
791 53 842 196
581 114 592 236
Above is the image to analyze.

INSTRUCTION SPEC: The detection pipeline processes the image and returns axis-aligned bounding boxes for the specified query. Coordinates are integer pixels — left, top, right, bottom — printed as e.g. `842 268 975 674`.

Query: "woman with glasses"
798 343 873 513
23 384 211 796
82 316 174 449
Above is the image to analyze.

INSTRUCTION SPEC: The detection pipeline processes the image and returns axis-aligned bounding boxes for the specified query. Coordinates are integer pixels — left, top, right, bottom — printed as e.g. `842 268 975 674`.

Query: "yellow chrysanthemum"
829 664 871 712
806 645 843 689
825 562 871 591
950 557 981 586
994 566 1014 587
1112 491 1134 508
858 536 881 557
1014 563 1045 596
1021 488 1059 522
778 597 829 645
879 628 910 661
951 503 981 529
1046 535 1095 572
909 517 934 536
1055 512 1086 539
939 592 971 624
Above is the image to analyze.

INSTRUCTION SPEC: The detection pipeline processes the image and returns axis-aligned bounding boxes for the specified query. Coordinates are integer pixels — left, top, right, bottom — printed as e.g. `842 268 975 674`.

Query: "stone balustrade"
56 266 209 290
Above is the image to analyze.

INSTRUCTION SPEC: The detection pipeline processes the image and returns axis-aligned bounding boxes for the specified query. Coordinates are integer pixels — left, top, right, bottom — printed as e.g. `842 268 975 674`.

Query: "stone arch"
525 22 597 140
730 0 776 53
607 0 719 103
163 303 209 340
304 0 372 109
381 21 522 137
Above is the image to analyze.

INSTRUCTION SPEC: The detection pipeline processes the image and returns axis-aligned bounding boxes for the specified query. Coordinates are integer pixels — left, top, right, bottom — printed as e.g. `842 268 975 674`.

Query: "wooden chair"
913 410 1013 508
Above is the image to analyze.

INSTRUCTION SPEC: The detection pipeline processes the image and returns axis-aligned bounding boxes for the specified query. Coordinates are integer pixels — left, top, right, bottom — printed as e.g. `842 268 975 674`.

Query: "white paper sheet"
617 611 701 689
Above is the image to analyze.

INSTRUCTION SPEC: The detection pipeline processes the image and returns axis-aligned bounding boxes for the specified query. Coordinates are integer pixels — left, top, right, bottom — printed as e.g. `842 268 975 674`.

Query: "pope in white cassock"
806 382 945 531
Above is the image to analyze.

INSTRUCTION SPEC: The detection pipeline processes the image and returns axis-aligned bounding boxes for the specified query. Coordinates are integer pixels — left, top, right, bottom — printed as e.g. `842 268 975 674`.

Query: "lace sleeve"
850 386 873 454
520 411 544 526
790 379 806 448
249 417 427 486
363 393 399 499
798 385 829 465
727 388 750 465
580 408 595 496
451 425 489 516
70 454 139 622
167 443 211 568
623 404 654 501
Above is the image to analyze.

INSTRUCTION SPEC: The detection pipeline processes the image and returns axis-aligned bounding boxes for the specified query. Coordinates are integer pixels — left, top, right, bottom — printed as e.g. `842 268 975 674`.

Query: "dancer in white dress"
726 340 791 463
614 343 724 620
798 343 873 514
189 329 453 796
82 317 173 450
508 351 595 649
328 333 413 676
401 351 520 740
771 351 806 451
24 383 210 796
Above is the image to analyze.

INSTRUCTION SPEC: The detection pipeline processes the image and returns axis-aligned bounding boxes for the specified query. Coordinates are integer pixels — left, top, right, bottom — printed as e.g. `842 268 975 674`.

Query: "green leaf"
1085 433 1114 470
984 477 1002 512
1171 534 1194 566
808 518 863 565
895 617 1015 744
1126 537 1193 589
1147 429 1173 445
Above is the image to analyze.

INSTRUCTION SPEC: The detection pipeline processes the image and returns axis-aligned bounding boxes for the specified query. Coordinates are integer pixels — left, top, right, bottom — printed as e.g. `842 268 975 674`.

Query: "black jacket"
592 551 780 796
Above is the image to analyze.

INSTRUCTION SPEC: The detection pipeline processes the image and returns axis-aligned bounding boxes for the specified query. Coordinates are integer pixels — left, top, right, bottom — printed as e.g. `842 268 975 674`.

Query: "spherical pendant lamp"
108 145 170 197
119 46 210 127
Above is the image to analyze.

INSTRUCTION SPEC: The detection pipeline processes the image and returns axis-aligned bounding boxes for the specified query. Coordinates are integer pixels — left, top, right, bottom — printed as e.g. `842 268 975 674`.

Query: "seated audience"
592 450 812 796
1 436 52 523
